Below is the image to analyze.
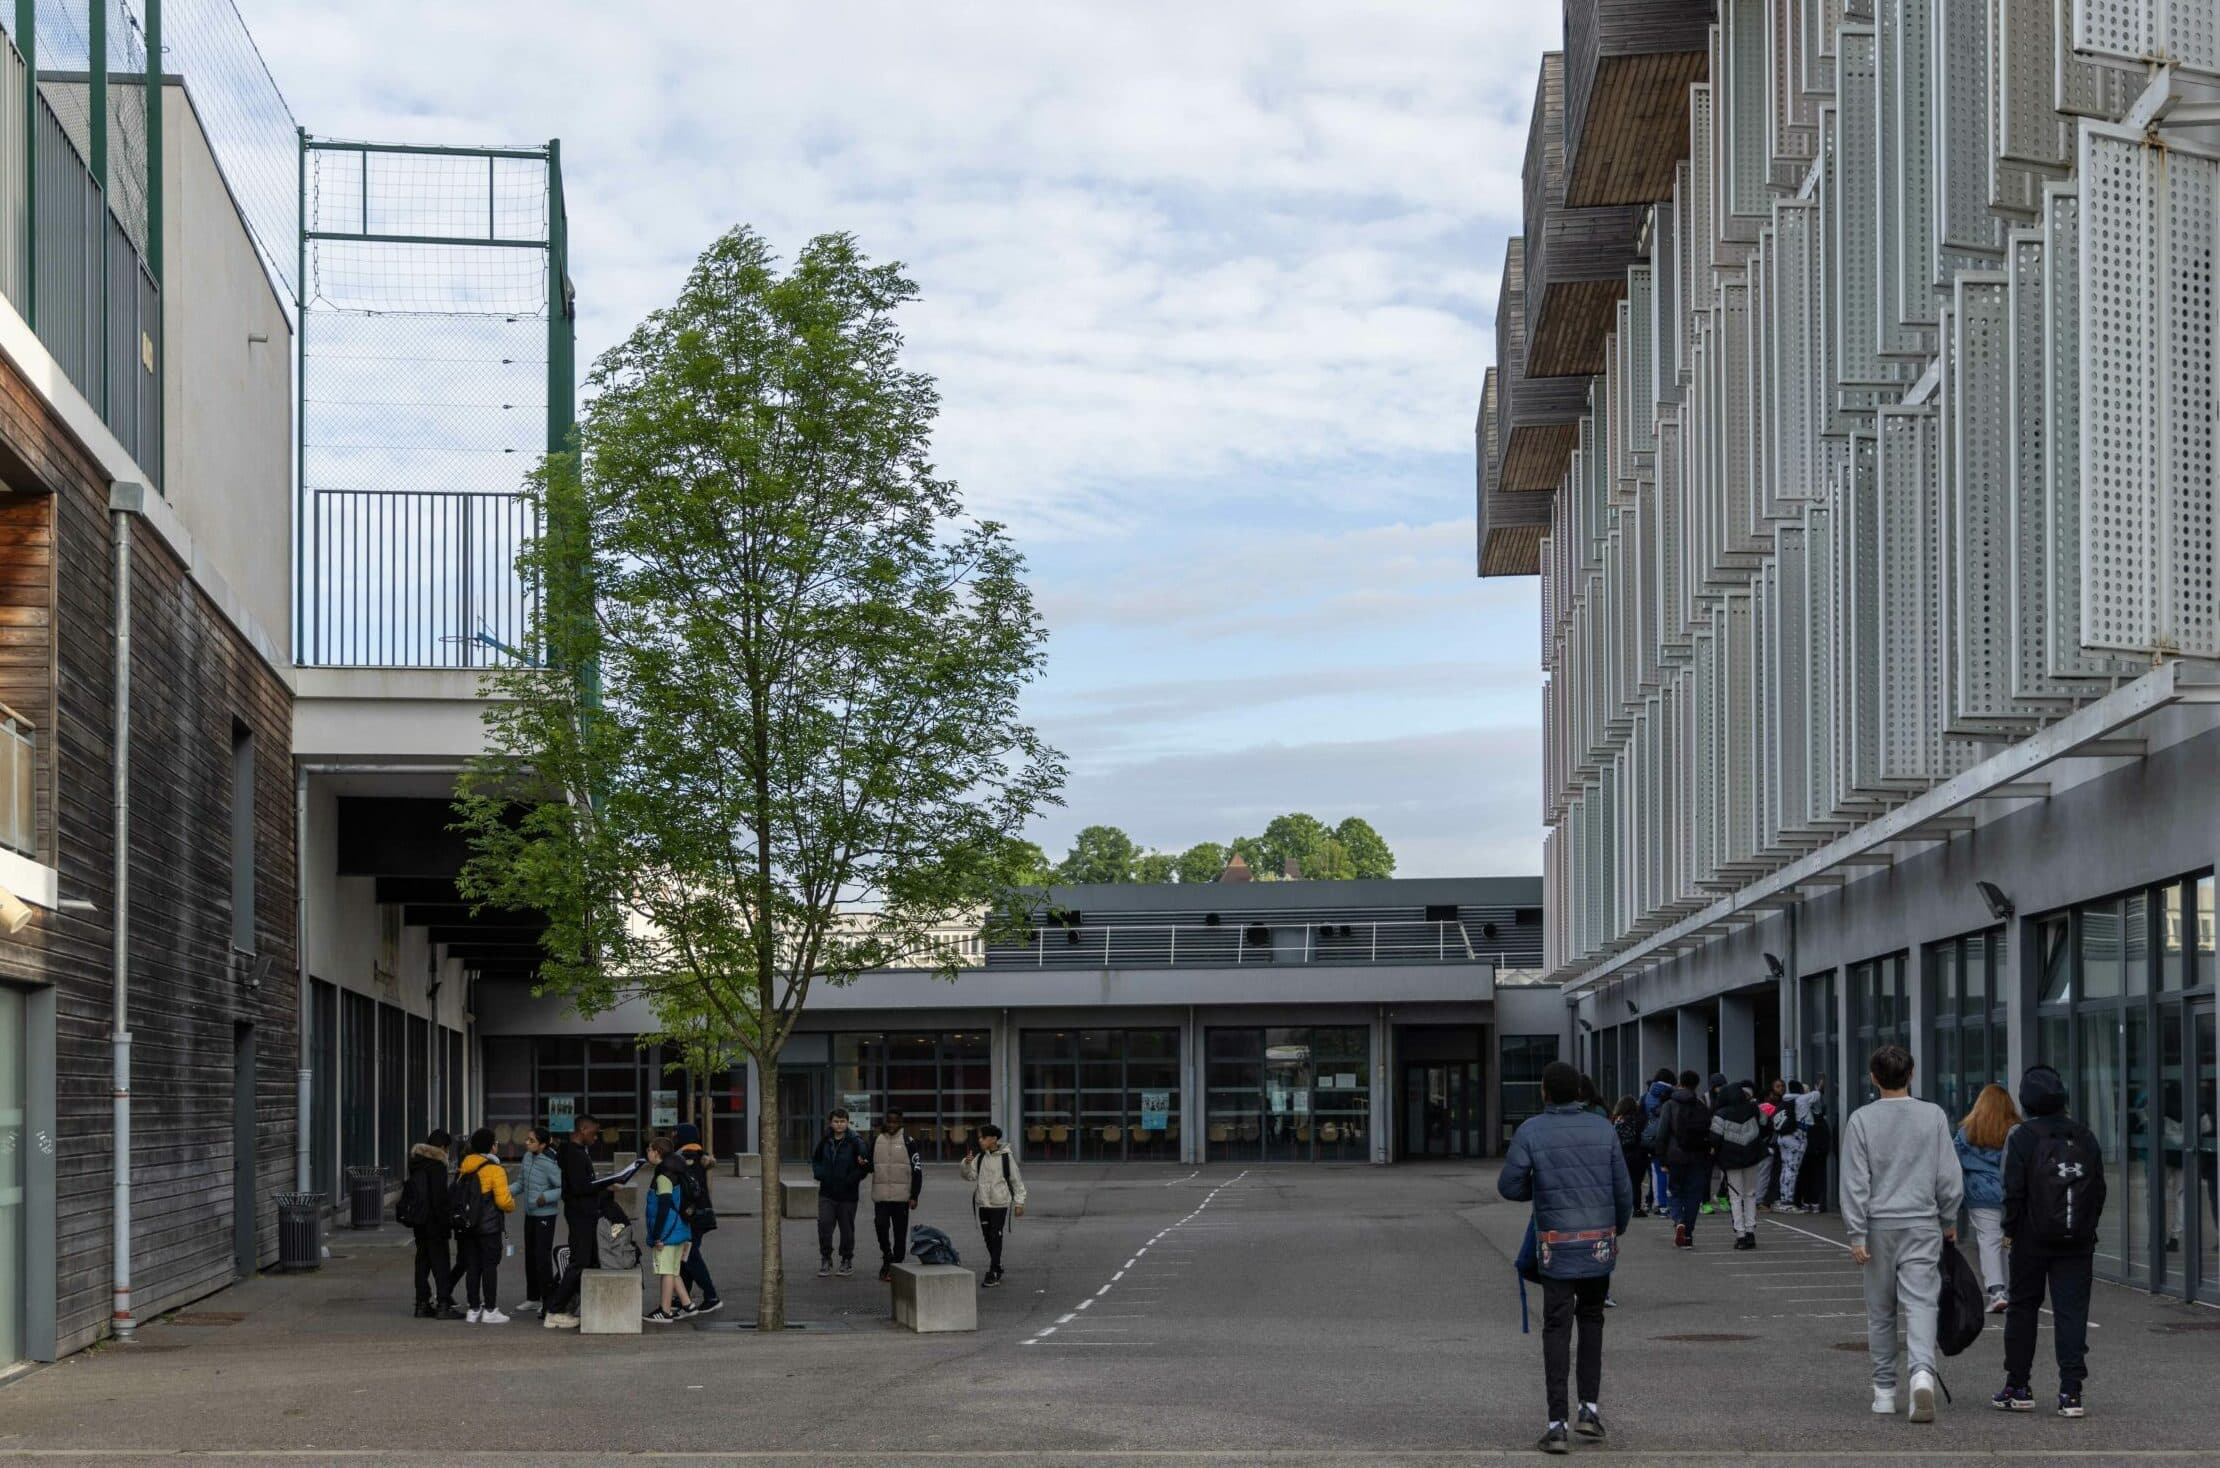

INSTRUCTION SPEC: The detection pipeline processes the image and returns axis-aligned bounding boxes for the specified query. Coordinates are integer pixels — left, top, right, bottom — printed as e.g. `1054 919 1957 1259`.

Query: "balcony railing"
987 921 1530 971
298 487 538 668
0 700 34 858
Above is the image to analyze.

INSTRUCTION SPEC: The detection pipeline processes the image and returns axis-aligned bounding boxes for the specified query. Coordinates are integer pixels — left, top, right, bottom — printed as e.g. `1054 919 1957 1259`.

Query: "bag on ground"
909 1223 960 1266
1937 1238 1985 1357
598 1216 642 1271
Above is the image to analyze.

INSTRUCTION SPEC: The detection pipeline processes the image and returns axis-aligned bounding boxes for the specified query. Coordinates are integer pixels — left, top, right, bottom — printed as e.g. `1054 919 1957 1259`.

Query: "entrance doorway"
776 1068 826 1162
2166 999 2218 1303
1400 1061 1482 1158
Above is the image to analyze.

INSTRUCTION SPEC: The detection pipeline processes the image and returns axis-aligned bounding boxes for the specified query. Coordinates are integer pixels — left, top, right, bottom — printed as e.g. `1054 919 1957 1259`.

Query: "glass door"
2194 1002 2217 1303
778 1068 825 1162
1401 1062 1482 1158
1260 1038 1313 1162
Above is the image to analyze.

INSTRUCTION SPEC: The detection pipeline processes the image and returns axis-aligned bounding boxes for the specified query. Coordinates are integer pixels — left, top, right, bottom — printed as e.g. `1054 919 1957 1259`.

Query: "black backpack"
1671 1099 1713 1154
395 1169 428 1229
674 1158 715 1233
1936 1238 1985 1356
2025 1127 2102 1250
448 1165 497 1237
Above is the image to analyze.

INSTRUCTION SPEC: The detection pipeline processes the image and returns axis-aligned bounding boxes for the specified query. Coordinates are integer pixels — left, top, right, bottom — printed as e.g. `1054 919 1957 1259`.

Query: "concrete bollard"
579 1269 643 1334
779 1177 819 1219
889 1261 977 1333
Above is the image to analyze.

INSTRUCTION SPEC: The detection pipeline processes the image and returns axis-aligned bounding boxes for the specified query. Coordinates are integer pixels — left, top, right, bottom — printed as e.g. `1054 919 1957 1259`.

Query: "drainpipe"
294 767 311 1192
110 508 134 1342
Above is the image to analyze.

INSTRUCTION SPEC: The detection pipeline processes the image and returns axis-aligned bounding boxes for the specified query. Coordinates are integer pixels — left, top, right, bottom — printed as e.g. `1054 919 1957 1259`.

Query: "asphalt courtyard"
2 1162 2218 1466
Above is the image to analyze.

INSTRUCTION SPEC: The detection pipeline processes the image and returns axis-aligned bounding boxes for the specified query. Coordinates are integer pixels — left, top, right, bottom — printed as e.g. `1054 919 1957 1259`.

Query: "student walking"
1996 1065 2106 1418
516 1126 563 1315
1655 1071 1714 1248
1955 1083 2019 1313
673 1124 721 1315
1498 1060 1632 1455
868 1108 926 1282
1711 1081 1769 1249
643 1133 695 1324
453 1128 516 1324
1842 1046 1961 1423
960 1123 1027 1287
400 1129 462 1319
1641 1069 1675 1216
1609 1096 1647 1219
1795 1077 1833 1213
811 1108 869 1277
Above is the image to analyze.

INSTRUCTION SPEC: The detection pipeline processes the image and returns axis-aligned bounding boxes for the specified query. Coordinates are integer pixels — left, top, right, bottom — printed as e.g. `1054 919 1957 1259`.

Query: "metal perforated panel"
2055 0 2142 118
1721 280 1760 552
1627 266 1656 455
1936 0 2008 262
1832 28 1903 388
1726 1 1776 226
1754 558 1779 850
1877 408 1935 781
1997 0 2072 170
2073 0 2220 80
1775 523 1812 829
1693 627 1719 882
1806 496 1842 822
1771 0 1821 171
1885 0 1942 331
2003 233 2085 702
1659 415 1690 648
1777 201 1824 503
1840 433 1887 791
1722 592 1756 864
1691 85 1719 280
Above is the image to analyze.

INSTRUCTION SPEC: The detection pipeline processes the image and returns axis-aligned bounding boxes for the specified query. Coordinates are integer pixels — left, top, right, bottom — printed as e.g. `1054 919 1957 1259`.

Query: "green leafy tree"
1227 834 1277 880
1056 825 1139 885
1333 816 1396 880
1175 841 1228 884
996 838 1057 890
454 228 1063 1330
1255 812 1330 878
1302 836 1356 880
1133 850 1177 884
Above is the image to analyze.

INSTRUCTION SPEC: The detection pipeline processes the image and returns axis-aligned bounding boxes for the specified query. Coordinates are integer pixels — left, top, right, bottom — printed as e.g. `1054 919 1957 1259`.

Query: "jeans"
1723 1165 1761 1236
1965 1206 2007 1296
1539 1275 1609 1422
1862 1224 1942 1392
412 1228 454 1308
680 1229 719 1304
978 1205 1008 1274
873 1200 912 1267
523 1215 557 1304
1669 1161 1709 1235
818 1196 858 1262
548 1212 599 1315
1650 1162 1672 1212
460 1231 502 1311
2004 1247 2093 1393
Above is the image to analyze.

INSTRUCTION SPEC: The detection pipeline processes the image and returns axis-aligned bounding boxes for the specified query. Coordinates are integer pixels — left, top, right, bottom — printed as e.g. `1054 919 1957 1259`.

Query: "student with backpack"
672 1124 721 1316
812 1108 870 1278
400 1129 463 1319
1498 1060 1632 1454
1996 1064 2106 1418
452 1127 517 1324
642 1133 695 1324
516 1127 563 1315
1710 1080 1770 1250
1609 1096 1647 1220
1955 1084 2019 1314
1841 1045 1960 1423
1654 1071 1714 1248
1774 1082 1810 1207
959 1124 1027 1288
1640 1069 1675 1215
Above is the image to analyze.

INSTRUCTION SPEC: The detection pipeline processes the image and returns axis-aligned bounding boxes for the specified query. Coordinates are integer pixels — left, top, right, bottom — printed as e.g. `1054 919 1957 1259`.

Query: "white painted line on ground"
1160 1169 1201 1185
1019 1169 1250 1347
1763 1217 2101 1328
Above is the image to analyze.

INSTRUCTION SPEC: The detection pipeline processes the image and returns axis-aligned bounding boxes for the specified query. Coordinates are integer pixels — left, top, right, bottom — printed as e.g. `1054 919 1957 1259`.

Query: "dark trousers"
548 1212 599 1315
2004 1248 2094 1393
1795 1141 1830 1208
1621 1151 1646 1209
412 1228 454 1307
459 1232 501 1310
681 1227 719 1304
818 1196 858 1261
1540 1275 1610 1422
874 1200 911 1266
1669 1161 1710 1234
523 1215 557 1304
978 1206 1008 1274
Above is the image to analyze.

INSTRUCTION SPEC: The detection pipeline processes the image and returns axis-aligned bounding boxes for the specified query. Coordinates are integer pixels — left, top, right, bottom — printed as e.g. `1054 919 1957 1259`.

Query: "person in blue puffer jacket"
1955 1083 2019 1311
1500 1060 1635 1455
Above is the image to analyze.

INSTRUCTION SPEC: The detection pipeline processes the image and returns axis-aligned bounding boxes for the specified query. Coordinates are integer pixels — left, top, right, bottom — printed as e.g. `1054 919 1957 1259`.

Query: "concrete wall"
159 82 293 667
299 777 468 1033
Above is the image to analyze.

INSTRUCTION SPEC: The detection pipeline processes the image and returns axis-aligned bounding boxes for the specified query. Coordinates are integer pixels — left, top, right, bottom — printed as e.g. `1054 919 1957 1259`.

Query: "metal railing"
988 921 1535 971
0 700 35 857
298 487 538 667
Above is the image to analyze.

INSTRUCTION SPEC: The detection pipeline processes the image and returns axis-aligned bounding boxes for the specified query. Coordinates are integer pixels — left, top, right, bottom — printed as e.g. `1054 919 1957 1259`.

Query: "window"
1926 928 2006 1120
1799 970 1837 1093
1498 1034 1559 1144
1023 1028 1182 1161
820 1030 996 1161
378 1004 406 1178
1848 952 1908 1107
339 990 376 1182
229 723 254 954
1206 1026 1368 1162
309 980 337 1199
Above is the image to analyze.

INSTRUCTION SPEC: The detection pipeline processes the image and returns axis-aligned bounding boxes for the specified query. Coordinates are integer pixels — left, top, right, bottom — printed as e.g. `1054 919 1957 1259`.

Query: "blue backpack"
909 1224 960 1266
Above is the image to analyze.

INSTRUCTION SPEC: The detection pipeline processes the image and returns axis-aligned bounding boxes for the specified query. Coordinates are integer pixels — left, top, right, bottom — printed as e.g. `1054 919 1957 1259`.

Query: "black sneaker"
693 1298 723 1316
1537 1423 1570 1455
982 1270 1003 1288
434 1304 466 1321
2057 1392 2085 1419
413 1302 435 1319
1574 1406 1605 1441
1991 1385 2034 1412
817 1258 832 1278
878 1265 894 1283
643 1308 678 1325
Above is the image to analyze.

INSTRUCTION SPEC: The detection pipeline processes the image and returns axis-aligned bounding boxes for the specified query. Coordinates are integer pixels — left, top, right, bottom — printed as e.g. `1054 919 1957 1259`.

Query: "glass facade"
1206 1027 1370 1162
1800 969 1837 1091
2034 874 2219 1299
1020 1028 1180 1162
482 1037 748 1161
1926 929 2008 1120
1497 1034 1559 1146
831 1031 991 1161
1848 953 1909 1108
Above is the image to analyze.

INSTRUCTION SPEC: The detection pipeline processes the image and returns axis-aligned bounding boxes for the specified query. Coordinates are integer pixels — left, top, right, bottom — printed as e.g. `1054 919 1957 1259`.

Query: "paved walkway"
0 1163 2214 1465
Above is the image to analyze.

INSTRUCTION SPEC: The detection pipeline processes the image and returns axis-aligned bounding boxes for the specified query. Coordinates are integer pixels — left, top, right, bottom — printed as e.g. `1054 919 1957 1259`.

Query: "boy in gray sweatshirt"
1841 1043 1962 1424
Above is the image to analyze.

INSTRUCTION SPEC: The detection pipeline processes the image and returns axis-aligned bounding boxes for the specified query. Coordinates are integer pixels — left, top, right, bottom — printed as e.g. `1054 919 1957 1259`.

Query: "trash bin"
345 1166 386 1230
276 1192 323 1272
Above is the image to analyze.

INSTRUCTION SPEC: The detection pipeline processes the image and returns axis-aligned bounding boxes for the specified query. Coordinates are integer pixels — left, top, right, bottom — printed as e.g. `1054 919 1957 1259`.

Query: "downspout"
294 767 311 1192
110 508 134 1342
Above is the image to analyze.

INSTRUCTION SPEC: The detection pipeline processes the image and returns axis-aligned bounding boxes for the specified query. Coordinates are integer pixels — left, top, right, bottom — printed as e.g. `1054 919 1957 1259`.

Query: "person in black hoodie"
1655 1071 1714 1248
403 1129 463 1319
540 1115 643 1330
1996 1065 2107 1418
1710 1081 1770 1250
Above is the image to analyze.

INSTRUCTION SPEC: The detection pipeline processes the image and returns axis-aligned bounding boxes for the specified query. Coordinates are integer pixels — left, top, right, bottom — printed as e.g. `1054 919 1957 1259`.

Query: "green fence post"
143 0 158 283
16 0 32 330
89 0 106 417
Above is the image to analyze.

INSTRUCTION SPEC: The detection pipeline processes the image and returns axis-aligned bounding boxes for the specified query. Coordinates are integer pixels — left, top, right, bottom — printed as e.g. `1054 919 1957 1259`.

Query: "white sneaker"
478 1307 510 1325
1908 1370 1937 1423
542 1312 579 1330
1872 1388 1899 1415
516 1301 542 1315
465 1308 481 1324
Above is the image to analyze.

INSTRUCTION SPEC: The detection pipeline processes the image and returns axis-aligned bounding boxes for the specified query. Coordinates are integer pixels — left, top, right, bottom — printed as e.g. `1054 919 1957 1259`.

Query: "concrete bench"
779 1177 819 1219
889 1261 976 1333
579 1268 642 1335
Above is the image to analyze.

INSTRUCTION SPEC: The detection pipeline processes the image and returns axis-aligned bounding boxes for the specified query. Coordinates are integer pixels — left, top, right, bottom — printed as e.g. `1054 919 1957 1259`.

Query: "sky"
246 1 1558 878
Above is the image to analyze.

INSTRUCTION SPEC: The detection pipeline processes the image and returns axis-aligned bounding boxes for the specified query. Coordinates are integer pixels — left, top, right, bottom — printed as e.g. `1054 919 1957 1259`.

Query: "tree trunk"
757 1053 783 1330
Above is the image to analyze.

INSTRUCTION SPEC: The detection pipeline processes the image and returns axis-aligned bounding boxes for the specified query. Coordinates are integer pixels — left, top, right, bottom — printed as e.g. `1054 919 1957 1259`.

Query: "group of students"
1500 1046 2107 1454
1605 1069 1833 1252
808 1107 1029 1287
399 1115 721 1327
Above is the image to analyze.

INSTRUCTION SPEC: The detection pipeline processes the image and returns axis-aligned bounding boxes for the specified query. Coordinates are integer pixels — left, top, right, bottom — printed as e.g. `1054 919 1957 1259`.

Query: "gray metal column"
1906 942 1931 1092
1639 1012 1675 1084
1718 992 1757 1085
1183 1007 1202 1165
1371 1006 1390 1165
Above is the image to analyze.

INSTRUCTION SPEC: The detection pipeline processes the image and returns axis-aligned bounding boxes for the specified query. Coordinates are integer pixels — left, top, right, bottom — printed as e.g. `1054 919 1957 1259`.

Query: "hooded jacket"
1498 1102 1634 1280
676 1143 718 1234
457 1152 516 1234
961 1145 1028 1210
1642 1079 1673 1118
517 1147 563 1219
405 1142 450 1235
1656 1085 1715 1166
645 1160 692 1248
1710 1085 1769 1170
2003 1065 2107 1250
